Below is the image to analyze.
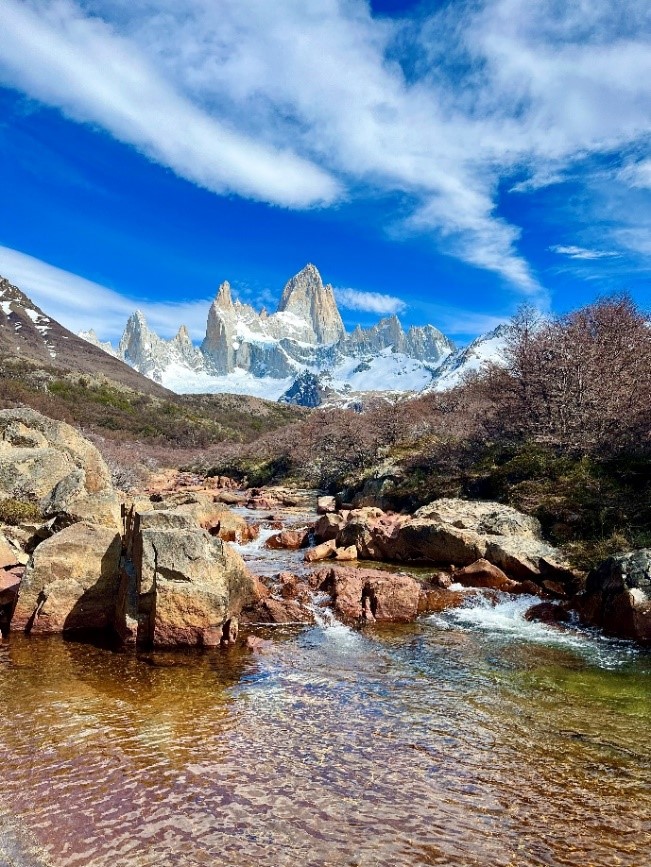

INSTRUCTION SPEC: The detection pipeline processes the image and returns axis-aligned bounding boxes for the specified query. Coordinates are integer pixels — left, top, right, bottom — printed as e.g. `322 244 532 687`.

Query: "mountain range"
79 264 507 405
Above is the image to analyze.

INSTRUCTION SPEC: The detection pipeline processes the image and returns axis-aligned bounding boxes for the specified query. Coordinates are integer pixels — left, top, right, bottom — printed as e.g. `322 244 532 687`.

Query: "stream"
0 504 649 866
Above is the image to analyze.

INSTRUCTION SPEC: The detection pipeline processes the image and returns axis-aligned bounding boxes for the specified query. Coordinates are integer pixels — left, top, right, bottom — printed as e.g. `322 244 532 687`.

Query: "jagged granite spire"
119 311 203 382
214 280 234 308
277 263 345 345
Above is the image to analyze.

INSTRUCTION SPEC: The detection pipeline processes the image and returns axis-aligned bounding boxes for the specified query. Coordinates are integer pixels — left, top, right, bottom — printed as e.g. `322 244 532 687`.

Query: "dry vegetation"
0 359 306 489
201 295 651 567
3 295 649 566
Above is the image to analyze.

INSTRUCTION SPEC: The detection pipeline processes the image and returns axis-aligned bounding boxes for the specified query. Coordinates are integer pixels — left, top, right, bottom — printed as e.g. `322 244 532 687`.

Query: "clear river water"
0 509 649 867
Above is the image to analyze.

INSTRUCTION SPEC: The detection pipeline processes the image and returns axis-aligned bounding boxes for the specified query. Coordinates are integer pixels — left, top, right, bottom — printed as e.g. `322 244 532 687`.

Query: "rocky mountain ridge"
0 276 171 397
83 263 508 403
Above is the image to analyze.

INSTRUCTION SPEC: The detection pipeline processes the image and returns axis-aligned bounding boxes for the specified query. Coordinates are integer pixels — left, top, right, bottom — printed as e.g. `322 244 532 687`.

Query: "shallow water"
0 517 650 866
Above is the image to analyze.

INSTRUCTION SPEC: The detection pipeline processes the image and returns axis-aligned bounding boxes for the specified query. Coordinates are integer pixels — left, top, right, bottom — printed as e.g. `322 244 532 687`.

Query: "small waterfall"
231 525 278 556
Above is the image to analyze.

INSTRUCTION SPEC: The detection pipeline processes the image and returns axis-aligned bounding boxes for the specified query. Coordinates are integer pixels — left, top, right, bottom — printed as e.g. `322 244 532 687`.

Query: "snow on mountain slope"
327 349 438 393
77 262 514 404
159 363 295 399
431 325 509 391
80 263 459 403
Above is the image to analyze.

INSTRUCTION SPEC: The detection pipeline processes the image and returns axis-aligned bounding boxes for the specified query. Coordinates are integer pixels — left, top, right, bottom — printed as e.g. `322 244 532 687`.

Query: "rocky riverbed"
1 408 650 865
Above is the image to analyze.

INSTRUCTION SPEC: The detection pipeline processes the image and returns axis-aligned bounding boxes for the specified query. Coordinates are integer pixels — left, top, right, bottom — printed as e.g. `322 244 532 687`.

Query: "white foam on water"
231 525 278 556
432 592 640 669
307 591 360 646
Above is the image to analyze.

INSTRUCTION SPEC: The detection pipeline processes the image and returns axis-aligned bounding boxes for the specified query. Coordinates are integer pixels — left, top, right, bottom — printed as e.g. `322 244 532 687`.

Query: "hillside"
0 274 308 471
0 276 173 397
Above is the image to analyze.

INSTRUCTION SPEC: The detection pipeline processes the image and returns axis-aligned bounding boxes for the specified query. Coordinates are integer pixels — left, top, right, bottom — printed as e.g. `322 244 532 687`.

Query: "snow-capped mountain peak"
77 263 509 404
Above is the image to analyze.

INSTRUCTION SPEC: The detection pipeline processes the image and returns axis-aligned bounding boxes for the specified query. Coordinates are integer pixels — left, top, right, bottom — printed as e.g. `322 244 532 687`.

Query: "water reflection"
0 598 649 865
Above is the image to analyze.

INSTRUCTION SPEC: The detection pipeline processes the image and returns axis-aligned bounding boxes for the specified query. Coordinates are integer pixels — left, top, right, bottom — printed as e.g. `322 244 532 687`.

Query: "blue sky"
0 0 650 345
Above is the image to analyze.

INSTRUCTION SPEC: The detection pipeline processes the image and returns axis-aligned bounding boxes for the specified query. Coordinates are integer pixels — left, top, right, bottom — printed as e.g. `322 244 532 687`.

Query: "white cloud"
334 287 406 316
0 0 339 208
0 246 213 340
619 159 651 190
550 245 621 260
1 0 650 294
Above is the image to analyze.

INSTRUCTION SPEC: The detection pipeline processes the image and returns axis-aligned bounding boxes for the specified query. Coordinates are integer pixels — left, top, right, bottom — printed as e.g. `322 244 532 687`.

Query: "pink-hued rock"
242 596 315 625
266 528 310 550
453 559 520 591
417 587 468 614
0 534 21 570
314 566 421 625
524 602 570 624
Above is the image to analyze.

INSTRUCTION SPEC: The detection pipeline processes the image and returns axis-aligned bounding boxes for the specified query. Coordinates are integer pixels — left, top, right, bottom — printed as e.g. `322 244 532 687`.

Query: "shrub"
0 497 41 525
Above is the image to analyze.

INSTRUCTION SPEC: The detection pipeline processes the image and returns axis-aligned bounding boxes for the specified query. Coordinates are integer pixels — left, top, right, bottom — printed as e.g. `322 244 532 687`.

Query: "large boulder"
414 499 542 539
0 409 121 530
11 522 122 636
386 519 486 566
146 492 257 542
315 566 421 625
578 550 651 644
133 519 256 648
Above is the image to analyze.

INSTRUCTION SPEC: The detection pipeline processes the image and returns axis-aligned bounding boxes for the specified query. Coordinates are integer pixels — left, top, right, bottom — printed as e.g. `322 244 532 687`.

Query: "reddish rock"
242 596 315 625
251 575 271 601
315 566 421 625
418 587 467 614
454 559 520 591
304 538 337 563
0 535 20 570
511 580 543 595
276 573 312 603
0 568 23 605
266 528 310 550
524 602 570 624
541 580 567 598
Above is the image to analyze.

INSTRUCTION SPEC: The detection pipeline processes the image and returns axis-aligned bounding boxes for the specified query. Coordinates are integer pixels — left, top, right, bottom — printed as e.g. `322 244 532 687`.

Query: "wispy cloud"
0 246 212 340
550 245 621 260
1 0 650 296
0 0 339 208
619 159 651 190
334 287 406 316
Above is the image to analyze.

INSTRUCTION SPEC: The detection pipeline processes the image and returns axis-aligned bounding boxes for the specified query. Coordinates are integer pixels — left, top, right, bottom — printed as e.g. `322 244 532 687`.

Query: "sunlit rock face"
277 262 345 345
